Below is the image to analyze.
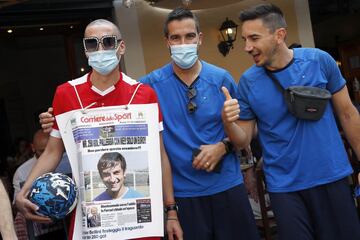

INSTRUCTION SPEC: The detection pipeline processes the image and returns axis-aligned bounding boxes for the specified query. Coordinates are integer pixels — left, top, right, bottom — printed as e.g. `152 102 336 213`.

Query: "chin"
111 187 120 192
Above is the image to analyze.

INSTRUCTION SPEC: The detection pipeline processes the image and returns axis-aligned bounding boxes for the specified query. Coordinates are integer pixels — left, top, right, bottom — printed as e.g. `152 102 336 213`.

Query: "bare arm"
332 86 360 159
221 86 256 149
15 136 65 222
160 133 183 240
0 180 17 240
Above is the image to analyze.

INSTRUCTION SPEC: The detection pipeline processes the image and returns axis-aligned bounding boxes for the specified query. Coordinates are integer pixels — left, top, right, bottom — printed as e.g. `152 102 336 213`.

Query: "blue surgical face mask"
87 48 120 75
170 44 198 69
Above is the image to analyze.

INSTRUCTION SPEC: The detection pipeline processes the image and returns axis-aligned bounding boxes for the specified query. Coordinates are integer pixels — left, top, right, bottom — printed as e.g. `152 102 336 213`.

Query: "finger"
221 86 232 101
25 199 41 212
41 122 54 129
224 111 240 120
47 107 53 114
40 117 55 125
22 201 53 223
223 105 240 116
223 99 239 108
26 213 52 223
39 112 53 121
193 149 208 170
205 164 214 172
192 148 204 169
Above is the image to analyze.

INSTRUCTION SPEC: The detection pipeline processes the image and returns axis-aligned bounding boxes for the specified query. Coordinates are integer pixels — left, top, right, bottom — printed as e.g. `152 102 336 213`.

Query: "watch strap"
165 203 178 213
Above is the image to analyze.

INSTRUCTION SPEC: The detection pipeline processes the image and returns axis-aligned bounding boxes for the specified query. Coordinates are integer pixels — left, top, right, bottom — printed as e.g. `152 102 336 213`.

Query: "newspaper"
56 104 163 240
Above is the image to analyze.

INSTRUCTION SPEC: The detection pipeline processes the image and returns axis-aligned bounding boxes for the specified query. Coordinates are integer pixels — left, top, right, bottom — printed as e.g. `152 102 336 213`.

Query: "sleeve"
12 170 21 202
139 74 150 85
238 75 256 120
318 50 346 94
221 71 240 100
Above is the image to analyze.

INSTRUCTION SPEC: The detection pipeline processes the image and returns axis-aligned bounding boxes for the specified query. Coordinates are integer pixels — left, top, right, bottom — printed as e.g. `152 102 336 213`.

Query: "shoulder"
241 65 265 83
122 72 139 86
13 158 35 181
122 73 157 100
200 61 236 86
55 73 89 95
294 47 331 62
140 63 173 85
201 61 230 77
93 191 110 201
124 188 143 198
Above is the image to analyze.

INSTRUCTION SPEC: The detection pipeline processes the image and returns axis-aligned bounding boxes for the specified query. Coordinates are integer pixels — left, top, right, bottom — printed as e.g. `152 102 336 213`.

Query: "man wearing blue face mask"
140 7 260 240
16 19 182 240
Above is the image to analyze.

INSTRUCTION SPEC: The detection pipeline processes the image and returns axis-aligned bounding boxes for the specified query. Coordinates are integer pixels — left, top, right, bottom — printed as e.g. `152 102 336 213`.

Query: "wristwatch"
221 139 233 154
165 203 178 213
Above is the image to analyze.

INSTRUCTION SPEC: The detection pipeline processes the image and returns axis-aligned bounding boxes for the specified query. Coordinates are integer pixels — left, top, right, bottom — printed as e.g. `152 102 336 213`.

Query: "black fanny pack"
266 71 331 121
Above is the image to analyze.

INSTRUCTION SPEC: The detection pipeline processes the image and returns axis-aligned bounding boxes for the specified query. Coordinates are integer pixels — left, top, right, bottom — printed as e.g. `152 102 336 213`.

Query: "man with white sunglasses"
16 19 182 240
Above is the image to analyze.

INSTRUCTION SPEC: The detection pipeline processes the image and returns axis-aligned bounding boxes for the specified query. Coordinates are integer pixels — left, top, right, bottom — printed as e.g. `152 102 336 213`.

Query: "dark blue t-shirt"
94 188 144 201
140 61 243 197
238 48 352 192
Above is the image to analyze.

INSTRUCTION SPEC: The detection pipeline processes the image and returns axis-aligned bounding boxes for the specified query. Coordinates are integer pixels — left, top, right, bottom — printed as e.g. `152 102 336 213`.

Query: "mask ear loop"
125 83 143 110
63 85 97 133
72 85 98 114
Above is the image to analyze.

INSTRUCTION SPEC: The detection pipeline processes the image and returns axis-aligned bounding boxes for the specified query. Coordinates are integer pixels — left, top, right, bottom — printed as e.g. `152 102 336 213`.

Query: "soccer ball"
29 172 78 220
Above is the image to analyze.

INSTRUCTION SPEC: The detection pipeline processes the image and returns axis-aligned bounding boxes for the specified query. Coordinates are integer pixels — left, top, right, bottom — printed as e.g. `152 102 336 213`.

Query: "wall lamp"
218 18 238 57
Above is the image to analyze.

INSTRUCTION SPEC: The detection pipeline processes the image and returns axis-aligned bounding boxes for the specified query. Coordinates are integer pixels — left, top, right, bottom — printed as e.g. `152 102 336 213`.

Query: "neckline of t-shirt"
265 51 295 73
172 60 203 88
87 71 123 96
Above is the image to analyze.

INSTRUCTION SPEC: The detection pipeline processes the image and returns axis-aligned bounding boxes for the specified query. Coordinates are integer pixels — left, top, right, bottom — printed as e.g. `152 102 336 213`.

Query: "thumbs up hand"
221 86 240 123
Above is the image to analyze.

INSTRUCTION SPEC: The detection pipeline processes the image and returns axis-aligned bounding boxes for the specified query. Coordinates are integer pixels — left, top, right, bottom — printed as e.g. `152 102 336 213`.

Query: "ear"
118 40 126 55
164 36 171 49
31 143 35 153
198 32 203 46
276 28 287 44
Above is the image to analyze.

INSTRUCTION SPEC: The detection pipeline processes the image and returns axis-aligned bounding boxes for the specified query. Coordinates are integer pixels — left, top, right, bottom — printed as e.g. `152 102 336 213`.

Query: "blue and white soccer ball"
29 172 78 220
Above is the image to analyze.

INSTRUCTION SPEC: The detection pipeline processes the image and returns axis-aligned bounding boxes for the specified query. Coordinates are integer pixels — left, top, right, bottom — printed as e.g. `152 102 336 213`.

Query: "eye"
186 33 196 39
169 35 179 41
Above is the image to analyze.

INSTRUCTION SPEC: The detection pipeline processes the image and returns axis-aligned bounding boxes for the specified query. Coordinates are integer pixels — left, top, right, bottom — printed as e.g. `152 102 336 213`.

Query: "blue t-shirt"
93 188 143 201
238 48 352 192
140 61 243 197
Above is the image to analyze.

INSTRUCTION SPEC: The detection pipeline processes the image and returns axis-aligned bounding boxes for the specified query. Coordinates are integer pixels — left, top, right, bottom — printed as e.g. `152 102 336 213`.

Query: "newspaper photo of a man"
93 152 144 201
87 206 101 228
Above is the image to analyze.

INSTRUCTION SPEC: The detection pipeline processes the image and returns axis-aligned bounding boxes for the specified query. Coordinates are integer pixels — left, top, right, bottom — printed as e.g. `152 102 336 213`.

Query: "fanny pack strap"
265 70 285 95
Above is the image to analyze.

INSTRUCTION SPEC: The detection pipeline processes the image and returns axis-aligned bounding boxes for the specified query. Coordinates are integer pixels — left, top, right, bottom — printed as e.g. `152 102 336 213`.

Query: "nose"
244 41 253 53
179 37 187 45
98 42 105 51
109 174 116 182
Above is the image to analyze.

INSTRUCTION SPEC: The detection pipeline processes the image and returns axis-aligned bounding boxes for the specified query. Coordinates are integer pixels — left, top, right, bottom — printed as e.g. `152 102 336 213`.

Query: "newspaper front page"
56 104 163 240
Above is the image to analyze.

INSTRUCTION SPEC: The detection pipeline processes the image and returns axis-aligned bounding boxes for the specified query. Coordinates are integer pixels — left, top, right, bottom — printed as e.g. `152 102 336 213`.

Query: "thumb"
221 86 232 101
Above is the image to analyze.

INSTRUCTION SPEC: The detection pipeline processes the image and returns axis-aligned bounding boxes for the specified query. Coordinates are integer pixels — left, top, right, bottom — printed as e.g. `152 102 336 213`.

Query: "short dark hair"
163 7 200 38
239 3 287 33
97 152 126 177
